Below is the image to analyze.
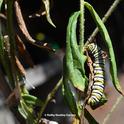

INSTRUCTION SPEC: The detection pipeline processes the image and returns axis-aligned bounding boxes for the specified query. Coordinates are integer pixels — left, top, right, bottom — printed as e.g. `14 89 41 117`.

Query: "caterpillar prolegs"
86 43 107 109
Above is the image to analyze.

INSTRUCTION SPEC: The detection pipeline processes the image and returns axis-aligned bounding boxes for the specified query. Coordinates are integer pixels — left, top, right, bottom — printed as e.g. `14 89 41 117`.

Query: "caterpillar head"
87 43 95 51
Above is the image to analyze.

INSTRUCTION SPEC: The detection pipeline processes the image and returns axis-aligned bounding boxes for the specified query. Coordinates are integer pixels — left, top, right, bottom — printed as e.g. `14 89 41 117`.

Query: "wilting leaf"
63 12 88 115
84 2 123 95
14 0 35 43
70 12 88 89
65 11 87 92
42 0 56 27
62 68 81 118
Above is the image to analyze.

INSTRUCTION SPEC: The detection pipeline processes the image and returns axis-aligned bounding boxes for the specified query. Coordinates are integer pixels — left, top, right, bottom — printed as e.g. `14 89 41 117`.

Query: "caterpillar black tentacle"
86 43 107 109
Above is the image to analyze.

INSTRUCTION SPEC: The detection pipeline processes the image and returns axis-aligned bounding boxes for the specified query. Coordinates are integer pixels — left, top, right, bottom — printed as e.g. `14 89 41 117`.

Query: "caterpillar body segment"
86 43 107 109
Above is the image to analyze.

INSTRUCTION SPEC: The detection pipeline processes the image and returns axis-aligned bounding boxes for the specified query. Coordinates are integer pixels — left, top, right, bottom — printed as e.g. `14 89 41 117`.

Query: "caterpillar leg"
88 94 107 109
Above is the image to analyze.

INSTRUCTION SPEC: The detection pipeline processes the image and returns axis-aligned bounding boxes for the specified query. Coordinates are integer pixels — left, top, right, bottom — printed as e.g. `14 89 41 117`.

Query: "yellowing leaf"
42 0 56 27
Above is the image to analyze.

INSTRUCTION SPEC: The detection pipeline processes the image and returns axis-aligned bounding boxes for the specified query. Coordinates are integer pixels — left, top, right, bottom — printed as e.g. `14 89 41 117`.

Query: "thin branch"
79 0 85 52
79 0 85 121
84 0 123 47
103 95 123 124
6 0 16 58
37 77 63 123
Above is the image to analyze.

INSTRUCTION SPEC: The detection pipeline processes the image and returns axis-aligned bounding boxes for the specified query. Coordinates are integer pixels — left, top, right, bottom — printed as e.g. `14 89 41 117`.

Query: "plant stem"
37 78 63 123
79 0 85 52
84 0 123 47
103 95 123 124
6 0 18 88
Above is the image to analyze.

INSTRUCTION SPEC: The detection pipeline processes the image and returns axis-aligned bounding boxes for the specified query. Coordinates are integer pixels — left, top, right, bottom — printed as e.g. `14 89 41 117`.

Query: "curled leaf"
62 66 81 118
65 11 87 92
84 2 124 95
70 11 88 87
42 0 56 27
62 11 88 118
14 0 35 43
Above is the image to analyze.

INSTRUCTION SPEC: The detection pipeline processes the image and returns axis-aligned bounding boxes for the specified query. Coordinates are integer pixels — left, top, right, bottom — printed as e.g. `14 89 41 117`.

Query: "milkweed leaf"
84 2 123 95
62 82 81 117
65 11 87 92
62 63 81 118
70 12 88 89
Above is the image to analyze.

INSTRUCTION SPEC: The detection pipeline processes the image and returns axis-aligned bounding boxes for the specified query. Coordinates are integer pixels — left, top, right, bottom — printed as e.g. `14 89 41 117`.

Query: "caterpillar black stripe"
86 43 107 109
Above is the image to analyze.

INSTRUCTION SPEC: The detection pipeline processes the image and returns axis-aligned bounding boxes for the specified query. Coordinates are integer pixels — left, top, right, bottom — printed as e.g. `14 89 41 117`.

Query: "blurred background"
1 0 124 123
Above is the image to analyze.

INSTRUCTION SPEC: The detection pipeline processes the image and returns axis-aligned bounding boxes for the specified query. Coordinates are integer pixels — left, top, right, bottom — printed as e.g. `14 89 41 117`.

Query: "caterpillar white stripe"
86 43 107 109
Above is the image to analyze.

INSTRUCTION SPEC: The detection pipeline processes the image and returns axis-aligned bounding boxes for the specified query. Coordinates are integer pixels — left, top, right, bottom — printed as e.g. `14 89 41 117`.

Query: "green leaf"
22 94 43 107
18 100 28 119
21 100 36 124
84 109 99 124
70 11 88 88
62 76 81 118
42 0 56 27
65 12 81 91
62 57 81 117
65 12 87 92
84 2 123 95
21 85 29 94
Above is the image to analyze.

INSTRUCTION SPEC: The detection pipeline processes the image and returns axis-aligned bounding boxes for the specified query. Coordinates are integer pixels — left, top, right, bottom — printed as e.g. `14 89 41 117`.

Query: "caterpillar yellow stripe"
86 43 107 109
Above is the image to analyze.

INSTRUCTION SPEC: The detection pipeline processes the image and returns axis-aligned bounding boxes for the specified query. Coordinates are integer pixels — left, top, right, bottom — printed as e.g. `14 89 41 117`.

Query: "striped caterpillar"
86 43 107 109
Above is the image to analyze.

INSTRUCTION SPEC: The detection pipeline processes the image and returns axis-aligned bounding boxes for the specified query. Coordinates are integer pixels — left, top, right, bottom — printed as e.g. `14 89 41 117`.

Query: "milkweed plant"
0 0 123 124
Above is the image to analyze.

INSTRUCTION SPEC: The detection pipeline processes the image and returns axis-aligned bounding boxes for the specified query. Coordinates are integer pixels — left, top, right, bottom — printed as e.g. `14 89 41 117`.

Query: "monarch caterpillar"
86 43 107 109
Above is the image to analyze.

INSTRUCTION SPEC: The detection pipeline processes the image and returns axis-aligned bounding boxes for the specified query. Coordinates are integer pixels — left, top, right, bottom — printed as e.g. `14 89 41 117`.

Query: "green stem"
37 78 63 123
79 0 85 52
6 0 18 88
84 0 122 47
6 0 16 56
